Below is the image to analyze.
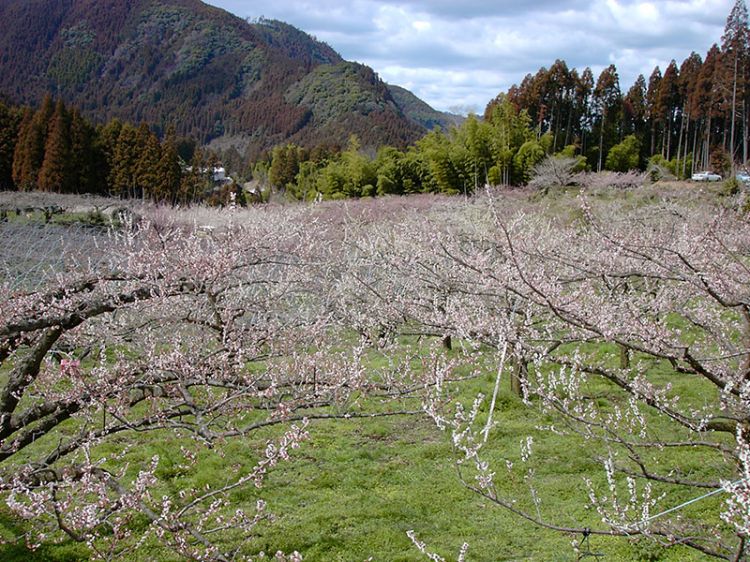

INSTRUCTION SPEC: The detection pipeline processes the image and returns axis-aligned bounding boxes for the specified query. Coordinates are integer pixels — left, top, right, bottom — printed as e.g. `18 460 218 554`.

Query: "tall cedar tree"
99 118 124 191
69 108 101 194
135 123 162 200
656 61 680 159
692 45 723 170
624 74 647 138
645 67 662 156
156 126 182 204
38 99 71 193
592 65 623 171
676 53 703 176
721 0 750 163
0 102 21 190
11 108 36 190
111 123 139 198
12 95 53 191
576 68 594 155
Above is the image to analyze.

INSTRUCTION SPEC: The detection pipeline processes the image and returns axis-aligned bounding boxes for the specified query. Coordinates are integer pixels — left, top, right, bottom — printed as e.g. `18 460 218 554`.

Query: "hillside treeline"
0 0 424 158
0 95 231 203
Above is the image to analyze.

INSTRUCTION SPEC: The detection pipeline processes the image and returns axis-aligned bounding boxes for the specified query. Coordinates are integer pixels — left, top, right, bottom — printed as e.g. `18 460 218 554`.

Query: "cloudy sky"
206 0 734 114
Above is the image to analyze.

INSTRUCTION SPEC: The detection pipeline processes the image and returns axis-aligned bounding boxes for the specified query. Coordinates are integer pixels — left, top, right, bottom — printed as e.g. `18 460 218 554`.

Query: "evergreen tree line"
0 95 224 204
489 0 750 176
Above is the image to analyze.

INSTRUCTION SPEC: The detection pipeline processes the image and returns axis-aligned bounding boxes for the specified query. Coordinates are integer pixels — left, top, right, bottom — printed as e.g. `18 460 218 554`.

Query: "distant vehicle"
691 171 722 182
736 171 750 184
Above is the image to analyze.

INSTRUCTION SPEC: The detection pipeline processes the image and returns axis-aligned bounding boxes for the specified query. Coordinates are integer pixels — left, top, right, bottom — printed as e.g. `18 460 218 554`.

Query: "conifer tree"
677 53 703 176
156 125 182 203
111 123 139 198
693 45 723 169
11 107 35 190
69 108 99 194
624 74 647 140
135 124 162 200
721 0 750 164
656 61 680 159
592 65 623 171
575 68 594 156
38 99 71 193
11 95 53 191
99 118 124 191
646 67 663 156
0 101 20 190
545 59 576 151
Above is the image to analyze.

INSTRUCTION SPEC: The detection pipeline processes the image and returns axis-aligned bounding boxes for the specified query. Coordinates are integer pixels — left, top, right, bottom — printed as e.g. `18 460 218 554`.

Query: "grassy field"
0 341 724 561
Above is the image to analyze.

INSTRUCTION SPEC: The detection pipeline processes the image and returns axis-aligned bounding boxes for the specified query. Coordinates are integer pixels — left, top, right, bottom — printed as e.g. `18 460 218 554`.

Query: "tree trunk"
730 54 738 171
666 112 673 161
650 120 656 156
442 334 452 351
744 99 748 166
695 123 702 172
619 344 630 369
742 307 750 382
510 356 528 397
676 109 686 177
596 117 604 172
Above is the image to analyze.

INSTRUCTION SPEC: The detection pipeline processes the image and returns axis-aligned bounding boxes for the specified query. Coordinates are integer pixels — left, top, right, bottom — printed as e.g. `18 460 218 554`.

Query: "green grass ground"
0 371 722 561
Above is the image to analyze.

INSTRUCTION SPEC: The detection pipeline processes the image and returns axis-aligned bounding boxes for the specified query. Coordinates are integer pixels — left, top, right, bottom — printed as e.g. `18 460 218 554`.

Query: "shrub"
573 170 647 190
605 135 640 172
528 155 583 193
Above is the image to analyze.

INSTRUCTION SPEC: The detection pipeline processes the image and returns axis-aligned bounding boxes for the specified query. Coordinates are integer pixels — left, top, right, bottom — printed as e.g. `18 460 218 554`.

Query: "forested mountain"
0 0 432 159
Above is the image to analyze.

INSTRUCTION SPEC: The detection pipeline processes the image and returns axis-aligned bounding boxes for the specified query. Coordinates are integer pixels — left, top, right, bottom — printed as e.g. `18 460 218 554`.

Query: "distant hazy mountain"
0 0 446 158
386 85 466 131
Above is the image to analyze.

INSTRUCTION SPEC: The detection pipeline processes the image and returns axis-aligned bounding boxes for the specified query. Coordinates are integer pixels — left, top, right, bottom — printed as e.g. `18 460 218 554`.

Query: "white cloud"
207 0 735 113
411 20 431 32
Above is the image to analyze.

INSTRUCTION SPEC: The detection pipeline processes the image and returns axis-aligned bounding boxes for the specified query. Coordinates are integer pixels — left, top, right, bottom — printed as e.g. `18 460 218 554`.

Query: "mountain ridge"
0 0 454 159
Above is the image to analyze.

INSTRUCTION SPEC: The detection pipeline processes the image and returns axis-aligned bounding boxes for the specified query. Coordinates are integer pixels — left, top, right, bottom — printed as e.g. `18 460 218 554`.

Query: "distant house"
242 180 263 203
212 167 233 186
184 165 235 189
